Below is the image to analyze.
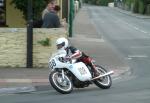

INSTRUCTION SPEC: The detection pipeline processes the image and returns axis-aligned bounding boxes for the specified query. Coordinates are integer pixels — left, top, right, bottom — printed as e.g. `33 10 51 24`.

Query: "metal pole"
27 0 33 68
69 0 74 37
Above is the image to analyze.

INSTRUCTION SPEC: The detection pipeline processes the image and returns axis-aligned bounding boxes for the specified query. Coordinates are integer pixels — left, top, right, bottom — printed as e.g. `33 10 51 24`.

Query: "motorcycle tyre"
93 65 112 89
49 71 73 94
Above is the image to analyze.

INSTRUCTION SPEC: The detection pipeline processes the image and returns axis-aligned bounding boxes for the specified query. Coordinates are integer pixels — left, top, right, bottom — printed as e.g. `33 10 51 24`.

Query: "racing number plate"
78 67 87 75
49 59 56 69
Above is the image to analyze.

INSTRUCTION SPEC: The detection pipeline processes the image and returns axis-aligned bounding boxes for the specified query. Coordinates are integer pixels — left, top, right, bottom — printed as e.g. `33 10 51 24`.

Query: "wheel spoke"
52 72 72 92
96 66 111 86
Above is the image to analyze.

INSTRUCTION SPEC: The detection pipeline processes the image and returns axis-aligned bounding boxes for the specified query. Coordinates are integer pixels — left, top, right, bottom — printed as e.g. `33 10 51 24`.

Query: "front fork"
61 69 65 80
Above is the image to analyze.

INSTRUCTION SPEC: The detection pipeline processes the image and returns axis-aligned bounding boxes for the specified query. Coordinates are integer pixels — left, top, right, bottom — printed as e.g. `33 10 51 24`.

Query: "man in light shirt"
42 0 61 28
42 0 56 20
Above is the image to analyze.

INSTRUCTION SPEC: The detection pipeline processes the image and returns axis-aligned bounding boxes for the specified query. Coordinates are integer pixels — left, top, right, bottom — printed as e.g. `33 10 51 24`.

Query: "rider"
56 37 99 77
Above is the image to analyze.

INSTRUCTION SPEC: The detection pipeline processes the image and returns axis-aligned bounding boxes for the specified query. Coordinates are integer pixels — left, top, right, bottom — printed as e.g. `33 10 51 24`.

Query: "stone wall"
0 28 67 68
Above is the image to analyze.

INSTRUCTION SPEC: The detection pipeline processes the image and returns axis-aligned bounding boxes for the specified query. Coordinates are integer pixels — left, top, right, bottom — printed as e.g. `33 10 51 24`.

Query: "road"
88 6 150 102
0 6 150 103
89 6 150 76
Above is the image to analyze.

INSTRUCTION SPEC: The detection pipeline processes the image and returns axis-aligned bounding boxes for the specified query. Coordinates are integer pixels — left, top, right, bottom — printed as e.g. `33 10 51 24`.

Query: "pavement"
0 5 146 94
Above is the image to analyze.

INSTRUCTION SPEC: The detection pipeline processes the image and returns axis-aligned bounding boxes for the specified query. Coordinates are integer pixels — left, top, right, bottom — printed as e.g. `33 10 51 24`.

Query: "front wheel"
93 65 112 89
49 70 73 94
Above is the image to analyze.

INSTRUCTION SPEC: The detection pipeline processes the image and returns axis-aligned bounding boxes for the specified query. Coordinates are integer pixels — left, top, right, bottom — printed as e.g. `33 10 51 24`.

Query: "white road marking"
128 55 148 58
92 8 150 37
113 77 122 81
126 57 132 60
115 18 149 36
134 26 139 30
130 46 150 49
0 79 48 83
0 86 36 94
140 30 148 34
5 79 32 83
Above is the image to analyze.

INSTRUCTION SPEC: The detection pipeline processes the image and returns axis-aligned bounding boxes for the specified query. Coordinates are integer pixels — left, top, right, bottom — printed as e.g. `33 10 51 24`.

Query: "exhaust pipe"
91 71 114 80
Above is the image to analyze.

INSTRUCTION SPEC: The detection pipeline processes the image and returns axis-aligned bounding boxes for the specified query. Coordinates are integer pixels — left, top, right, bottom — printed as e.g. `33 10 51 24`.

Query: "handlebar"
58 57 71 63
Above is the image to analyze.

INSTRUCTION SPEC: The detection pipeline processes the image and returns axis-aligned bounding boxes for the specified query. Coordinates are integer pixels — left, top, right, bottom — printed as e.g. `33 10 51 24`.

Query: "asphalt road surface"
0 5 150 103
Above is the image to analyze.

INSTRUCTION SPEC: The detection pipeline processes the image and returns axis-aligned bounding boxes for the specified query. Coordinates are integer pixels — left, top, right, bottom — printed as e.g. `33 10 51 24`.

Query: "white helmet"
56 37 69 50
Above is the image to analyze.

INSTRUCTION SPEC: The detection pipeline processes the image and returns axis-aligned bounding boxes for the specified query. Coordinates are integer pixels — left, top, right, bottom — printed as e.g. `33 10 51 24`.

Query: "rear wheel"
93 65 112 89
49 71 73 94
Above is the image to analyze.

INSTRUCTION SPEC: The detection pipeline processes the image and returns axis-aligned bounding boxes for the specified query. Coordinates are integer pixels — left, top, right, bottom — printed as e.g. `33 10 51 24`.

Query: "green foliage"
95 0 101 5
11 0 48 21
139 0 145 14
122 0 150 14
37 38 51 46
133 0 139 13
83 0 114 6
143 0 150 4
84 0 150 14
125 0 132 8
83 0 96 5
100 0 114 6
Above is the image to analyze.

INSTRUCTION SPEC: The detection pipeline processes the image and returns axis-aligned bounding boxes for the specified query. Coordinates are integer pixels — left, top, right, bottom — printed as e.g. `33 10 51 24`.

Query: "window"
0 0 7 27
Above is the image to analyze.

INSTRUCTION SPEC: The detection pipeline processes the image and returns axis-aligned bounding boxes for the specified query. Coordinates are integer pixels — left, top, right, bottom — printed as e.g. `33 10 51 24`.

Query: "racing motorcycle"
48 50 114 94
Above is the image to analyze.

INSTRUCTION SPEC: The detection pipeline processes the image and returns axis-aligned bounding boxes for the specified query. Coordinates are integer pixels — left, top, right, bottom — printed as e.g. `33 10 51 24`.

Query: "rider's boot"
89 63 100 77
93 68 100 77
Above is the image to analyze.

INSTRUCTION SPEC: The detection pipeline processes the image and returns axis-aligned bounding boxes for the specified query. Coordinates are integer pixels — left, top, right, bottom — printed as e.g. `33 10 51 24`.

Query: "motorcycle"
48 50 114 94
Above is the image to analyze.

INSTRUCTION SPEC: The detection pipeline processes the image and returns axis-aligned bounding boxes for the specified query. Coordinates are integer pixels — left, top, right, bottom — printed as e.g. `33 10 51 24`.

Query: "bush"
99 0 109 6
123 0 150 14
11 0 48 21
139 0 145 14
146 4 150 14
83 0 113 6
133 0 139 13
126 0 132 10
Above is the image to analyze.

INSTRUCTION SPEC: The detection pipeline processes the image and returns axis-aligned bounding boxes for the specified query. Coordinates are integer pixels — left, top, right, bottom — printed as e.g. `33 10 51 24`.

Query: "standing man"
42 0 56 19
42 0 61 28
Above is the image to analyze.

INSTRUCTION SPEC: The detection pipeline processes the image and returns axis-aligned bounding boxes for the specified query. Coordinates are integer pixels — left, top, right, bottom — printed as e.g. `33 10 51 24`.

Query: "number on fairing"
49 59 56 69
78 67 87 75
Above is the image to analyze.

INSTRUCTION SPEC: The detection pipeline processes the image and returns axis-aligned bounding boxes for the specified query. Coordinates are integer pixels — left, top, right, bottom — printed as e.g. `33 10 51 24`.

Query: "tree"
11 0 48 21
83 0 114 6
122 0 150 14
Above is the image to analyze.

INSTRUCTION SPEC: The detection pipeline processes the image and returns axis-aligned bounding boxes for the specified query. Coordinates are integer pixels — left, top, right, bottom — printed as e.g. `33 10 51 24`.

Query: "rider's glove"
65 56 71 61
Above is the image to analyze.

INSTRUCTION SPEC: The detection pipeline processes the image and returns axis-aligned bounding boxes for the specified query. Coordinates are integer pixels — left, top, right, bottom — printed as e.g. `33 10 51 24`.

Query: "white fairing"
69 62 92 81
49 50 68 69
49 50 92 82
